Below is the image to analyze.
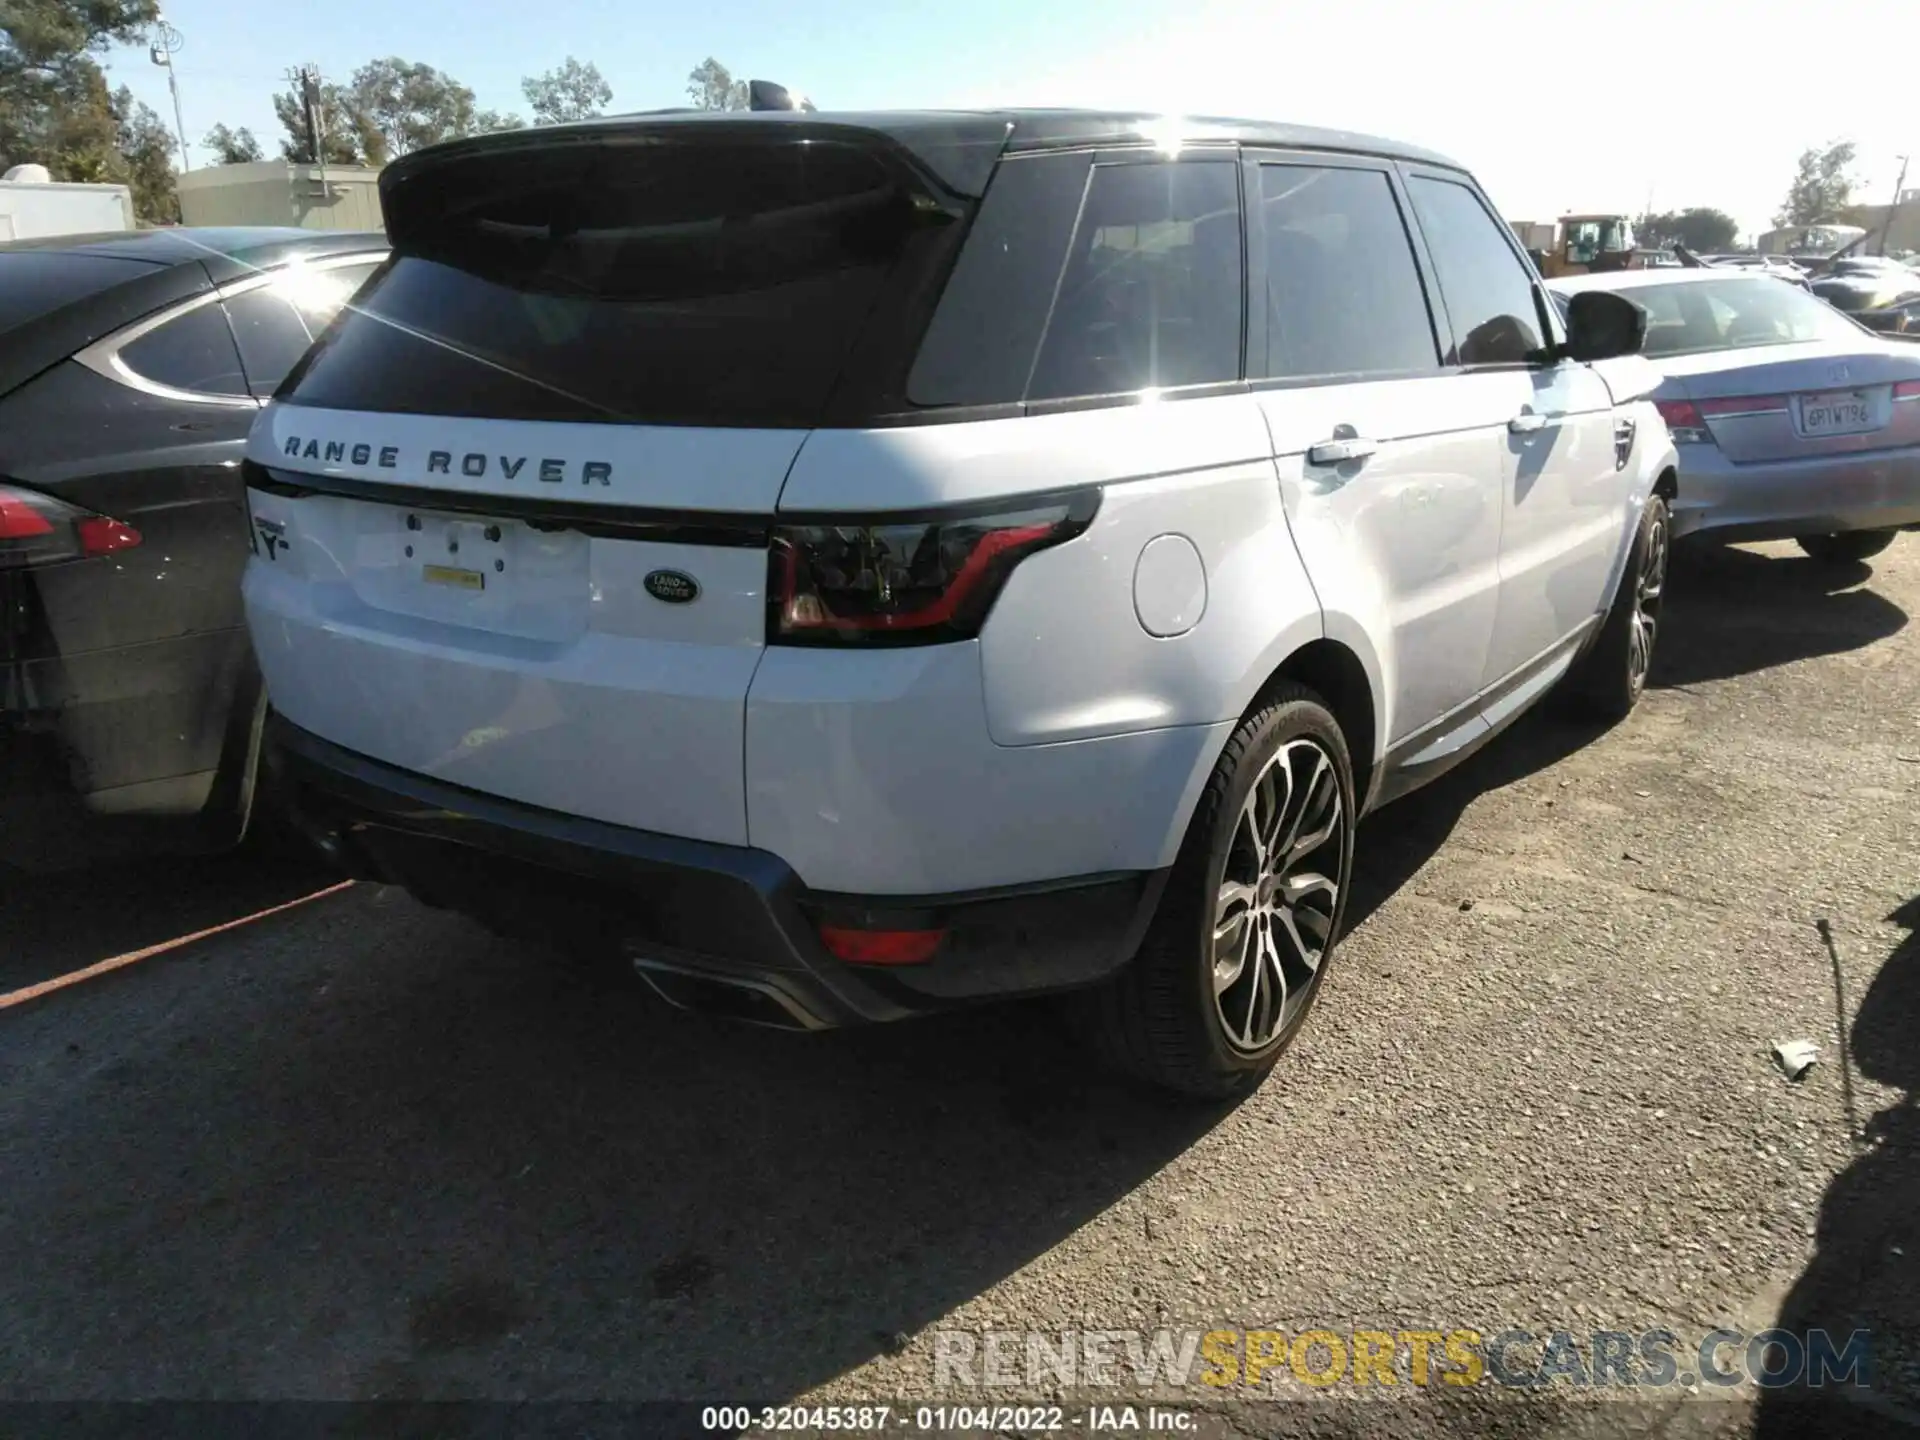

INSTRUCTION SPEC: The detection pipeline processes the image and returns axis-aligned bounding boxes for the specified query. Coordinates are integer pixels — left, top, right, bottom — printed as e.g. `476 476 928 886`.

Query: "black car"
1859 294 1920 338
1809 258 1920 314
1 227 386 870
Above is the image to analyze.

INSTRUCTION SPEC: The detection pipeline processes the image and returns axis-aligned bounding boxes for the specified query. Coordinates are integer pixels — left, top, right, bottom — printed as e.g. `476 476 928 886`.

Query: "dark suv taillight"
0 483 142 569
767 491 1098 646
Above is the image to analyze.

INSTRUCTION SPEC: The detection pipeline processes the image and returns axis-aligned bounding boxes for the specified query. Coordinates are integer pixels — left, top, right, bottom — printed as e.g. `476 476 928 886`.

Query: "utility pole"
1880 155 1910 256
288 64 330 203
148 16 190 171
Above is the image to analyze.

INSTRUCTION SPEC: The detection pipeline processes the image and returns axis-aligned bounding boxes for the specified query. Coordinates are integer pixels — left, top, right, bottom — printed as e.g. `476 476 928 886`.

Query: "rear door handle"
1508 412 1552 434
1307 437 1379 465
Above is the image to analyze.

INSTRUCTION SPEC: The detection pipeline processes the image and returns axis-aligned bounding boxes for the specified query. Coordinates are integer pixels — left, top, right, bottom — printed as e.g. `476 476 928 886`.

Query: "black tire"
1794 528 1898 564
1079 684 1355 1100
1559 494 1668 723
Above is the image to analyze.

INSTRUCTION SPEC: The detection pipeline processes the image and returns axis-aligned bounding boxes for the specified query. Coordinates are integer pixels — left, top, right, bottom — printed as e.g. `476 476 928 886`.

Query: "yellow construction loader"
1534 214 1641 279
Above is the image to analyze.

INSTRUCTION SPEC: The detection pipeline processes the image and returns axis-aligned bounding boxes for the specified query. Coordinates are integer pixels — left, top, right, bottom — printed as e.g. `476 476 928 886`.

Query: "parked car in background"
242 106 1673 1098
1859 295 1920 338
1550 269 1920 564
1810 258 1920 315
1 227 386 870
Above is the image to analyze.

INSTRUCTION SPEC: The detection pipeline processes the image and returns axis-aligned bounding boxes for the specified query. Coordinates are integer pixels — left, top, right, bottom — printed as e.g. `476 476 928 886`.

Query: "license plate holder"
1796 388 1882 437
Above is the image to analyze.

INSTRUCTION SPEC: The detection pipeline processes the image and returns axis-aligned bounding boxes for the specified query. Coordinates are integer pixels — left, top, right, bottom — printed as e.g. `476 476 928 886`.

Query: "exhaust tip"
283 805 382 881
629 960 824 1032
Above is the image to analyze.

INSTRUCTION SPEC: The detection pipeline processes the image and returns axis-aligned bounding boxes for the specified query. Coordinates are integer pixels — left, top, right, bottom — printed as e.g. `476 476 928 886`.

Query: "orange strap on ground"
0 880 355 1011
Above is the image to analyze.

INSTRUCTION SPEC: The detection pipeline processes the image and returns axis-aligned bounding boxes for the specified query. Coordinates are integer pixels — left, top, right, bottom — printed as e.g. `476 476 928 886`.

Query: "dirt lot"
2 538 1916 1438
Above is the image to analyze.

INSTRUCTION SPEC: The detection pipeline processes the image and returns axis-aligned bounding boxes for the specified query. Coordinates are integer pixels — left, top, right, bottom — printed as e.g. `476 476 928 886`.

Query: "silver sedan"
1550 269 1920 564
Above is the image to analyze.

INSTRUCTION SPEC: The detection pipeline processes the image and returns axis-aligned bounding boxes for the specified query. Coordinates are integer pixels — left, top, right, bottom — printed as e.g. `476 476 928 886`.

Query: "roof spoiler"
749 80 816 112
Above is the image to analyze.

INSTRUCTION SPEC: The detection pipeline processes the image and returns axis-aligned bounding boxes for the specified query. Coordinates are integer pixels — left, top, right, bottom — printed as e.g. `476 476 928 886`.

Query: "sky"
102 0 1915 242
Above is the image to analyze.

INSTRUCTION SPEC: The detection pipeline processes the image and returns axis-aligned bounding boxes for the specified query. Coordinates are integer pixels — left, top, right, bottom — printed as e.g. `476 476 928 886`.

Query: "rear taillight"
1654 399 1711 445
0 483 142 569
1894 380 1920 401
768 492 1098 646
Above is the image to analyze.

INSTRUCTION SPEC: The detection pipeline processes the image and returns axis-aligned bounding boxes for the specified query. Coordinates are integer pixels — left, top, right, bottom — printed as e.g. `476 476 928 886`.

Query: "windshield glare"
1558 277 1865 358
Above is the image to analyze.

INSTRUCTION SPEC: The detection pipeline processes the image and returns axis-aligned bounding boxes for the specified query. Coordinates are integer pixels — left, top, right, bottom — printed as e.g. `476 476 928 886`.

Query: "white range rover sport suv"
243 106 1677 1098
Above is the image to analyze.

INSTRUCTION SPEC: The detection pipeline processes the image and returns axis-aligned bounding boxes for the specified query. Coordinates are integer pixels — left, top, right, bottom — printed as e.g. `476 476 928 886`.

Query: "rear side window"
0 252 145 332
1027 162 1243 402
1256 164 1437 379
117 302 249 397
908 153 1090 408
225 260 381 397
285 138 958 427
1406 176 1544 367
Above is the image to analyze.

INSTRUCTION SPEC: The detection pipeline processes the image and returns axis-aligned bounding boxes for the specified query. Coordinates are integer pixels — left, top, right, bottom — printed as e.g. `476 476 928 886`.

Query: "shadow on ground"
1347 537 1914 935
0 899 1229 1405
1652 541 1908 689
0 838 335 994
1753 895 1920 1437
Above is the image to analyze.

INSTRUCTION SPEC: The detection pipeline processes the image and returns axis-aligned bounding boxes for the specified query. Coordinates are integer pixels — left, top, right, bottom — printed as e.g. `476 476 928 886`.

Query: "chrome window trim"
72 250 388 409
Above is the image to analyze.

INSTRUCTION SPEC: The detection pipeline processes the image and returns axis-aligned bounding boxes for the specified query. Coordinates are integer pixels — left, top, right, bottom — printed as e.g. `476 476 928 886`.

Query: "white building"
0 166 136 241
176 160 385 232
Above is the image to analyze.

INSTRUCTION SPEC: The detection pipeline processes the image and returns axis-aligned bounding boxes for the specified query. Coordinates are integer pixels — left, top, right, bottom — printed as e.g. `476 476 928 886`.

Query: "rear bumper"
1671 443 1920 542
267 716 1166 1026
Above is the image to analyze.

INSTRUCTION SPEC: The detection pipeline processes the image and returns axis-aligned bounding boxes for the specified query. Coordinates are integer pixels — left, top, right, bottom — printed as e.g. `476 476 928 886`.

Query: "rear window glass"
907 152 1090 408
0 251 146 331
1588 278 1863 357
285 139 958 427
1027 161 1243 402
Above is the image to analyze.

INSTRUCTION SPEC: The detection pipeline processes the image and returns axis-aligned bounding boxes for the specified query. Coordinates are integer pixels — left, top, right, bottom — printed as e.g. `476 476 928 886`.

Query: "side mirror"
1562 290 1647 361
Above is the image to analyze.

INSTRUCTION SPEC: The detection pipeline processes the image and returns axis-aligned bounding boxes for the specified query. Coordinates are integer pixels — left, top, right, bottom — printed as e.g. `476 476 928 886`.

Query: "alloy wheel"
1211 738 1346 1054
1629 512 1667 690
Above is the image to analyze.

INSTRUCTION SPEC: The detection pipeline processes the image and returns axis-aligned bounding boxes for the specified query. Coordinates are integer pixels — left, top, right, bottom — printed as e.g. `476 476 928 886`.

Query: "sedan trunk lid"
1660 340 1920 463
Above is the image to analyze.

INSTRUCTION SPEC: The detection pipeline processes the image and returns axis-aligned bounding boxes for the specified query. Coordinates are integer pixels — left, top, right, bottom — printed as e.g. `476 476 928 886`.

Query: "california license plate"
1797 389 1881 437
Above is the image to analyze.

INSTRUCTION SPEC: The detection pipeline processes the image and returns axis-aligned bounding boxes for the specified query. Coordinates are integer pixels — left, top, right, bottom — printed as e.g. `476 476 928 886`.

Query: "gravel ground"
1 537 1916 1439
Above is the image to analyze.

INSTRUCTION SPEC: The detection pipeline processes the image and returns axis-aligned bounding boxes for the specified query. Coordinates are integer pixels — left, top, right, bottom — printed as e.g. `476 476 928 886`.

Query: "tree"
1636 207 1739 253
686 57 747 111
473 109 526 134
1774 142 1858 229
342 57 526 162
0 0 157 170
203 122 262 165
522 57 610 125
111 84 177 221
346 57 466 163
271 60 522 167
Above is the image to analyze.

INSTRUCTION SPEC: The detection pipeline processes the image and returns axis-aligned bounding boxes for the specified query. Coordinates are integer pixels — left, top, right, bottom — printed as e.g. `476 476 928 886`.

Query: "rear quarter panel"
0 362 256 804
780 395 1327 747
749 394 1344 893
